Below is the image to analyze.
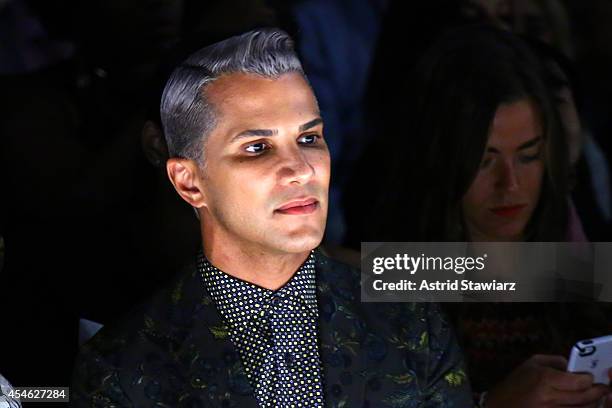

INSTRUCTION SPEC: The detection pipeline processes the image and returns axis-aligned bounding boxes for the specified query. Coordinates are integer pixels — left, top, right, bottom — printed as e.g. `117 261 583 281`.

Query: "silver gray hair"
160 28 305 165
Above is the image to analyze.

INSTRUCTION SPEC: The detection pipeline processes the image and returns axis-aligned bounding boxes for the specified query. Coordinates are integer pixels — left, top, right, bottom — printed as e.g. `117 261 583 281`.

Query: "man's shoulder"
96 259 200 335
72 256 261 406
314 250 472 405
314 249 449 337
315 248 360 286
314 249 437 318
74 256 209 374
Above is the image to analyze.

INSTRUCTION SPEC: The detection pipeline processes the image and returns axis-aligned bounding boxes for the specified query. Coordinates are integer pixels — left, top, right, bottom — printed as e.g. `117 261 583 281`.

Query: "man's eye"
245 142 268 154
298 134 319 144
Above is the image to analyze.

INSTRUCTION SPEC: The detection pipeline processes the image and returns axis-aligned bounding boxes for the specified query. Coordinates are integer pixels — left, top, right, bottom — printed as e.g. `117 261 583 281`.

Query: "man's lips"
490 204 527 218
275 197 319 215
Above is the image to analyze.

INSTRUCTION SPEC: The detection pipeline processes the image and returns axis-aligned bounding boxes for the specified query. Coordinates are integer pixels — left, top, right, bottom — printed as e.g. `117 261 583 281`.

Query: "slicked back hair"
160 28 305 165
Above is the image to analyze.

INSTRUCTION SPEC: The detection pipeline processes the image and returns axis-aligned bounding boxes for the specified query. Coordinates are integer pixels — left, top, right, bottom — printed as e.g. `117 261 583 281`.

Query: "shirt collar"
198 251 318 326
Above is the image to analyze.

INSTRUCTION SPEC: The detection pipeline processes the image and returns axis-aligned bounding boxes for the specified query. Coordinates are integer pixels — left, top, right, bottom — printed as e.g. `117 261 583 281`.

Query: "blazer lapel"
177 265 261 407
316 255 369 407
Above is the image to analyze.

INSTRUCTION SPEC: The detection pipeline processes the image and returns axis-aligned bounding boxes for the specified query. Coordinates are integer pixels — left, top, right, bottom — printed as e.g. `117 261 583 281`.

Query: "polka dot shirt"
199 252 324 407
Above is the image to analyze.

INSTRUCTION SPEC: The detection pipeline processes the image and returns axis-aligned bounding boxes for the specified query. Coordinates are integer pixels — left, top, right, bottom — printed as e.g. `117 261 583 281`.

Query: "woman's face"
462 98 545 241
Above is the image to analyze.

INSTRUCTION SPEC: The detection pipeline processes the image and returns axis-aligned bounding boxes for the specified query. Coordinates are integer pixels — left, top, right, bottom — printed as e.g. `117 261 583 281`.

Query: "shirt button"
271 297 281 307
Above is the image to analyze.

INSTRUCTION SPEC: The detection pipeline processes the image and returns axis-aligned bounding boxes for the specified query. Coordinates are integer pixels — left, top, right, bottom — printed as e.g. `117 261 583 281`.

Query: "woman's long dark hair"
370 26 569 242
354 27 609 394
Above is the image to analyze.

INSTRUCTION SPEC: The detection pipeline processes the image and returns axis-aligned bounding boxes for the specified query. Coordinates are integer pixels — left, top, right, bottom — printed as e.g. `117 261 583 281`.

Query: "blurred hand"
485 355 611 408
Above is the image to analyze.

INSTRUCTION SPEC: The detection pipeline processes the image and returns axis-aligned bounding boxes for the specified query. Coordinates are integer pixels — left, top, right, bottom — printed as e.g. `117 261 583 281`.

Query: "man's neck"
202 241 310 291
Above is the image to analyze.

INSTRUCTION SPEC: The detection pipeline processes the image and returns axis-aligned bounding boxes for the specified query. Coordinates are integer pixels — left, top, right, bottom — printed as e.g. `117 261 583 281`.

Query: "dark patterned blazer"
71 251 473 407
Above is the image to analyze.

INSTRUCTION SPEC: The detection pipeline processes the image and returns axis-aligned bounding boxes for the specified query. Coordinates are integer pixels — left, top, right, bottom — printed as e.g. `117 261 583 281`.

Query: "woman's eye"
518 151 541 164
298 134 319 145
480 157 493 169
244 142 268 154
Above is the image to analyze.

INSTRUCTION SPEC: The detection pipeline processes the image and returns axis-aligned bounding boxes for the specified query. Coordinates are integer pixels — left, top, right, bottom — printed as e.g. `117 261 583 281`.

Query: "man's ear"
166 158 207 208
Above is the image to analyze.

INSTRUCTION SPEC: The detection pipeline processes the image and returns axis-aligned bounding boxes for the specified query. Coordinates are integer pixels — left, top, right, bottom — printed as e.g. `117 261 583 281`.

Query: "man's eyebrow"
233 129 278 141
486 136 542 153
299 117 323 132
231 118 323 142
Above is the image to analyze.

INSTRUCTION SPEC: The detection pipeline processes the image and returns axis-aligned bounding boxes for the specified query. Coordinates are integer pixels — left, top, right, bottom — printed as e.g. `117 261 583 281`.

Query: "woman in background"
369 26 612 407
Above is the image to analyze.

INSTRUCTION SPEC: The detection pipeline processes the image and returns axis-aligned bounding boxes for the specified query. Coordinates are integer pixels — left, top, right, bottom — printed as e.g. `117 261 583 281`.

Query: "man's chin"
273 228 325 254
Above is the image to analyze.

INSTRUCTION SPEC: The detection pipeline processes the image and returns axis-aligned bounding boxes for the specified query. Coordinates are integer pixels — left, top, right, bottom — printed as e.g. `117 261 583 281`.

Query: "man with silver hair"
71 28 471 407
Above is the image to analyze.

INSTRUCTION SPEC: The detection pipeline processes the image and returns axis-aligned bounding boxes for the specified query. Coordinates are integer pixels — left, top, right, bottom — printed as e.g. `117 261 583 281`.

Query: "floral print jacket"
71 251 473 407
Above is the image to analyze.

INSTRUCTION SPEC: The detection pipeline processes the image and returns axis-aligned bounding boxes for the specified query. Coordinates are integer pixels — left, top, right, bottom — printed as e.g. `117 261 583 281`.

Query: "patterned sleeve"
423 302 475 408
70 339 134 408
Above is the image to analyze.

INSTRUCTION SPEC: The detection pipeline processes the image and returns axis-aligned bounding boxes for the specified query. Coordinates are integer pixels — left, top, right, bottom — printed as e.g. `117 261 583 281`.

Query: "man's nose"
278 146 315 185
495 160 519 191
